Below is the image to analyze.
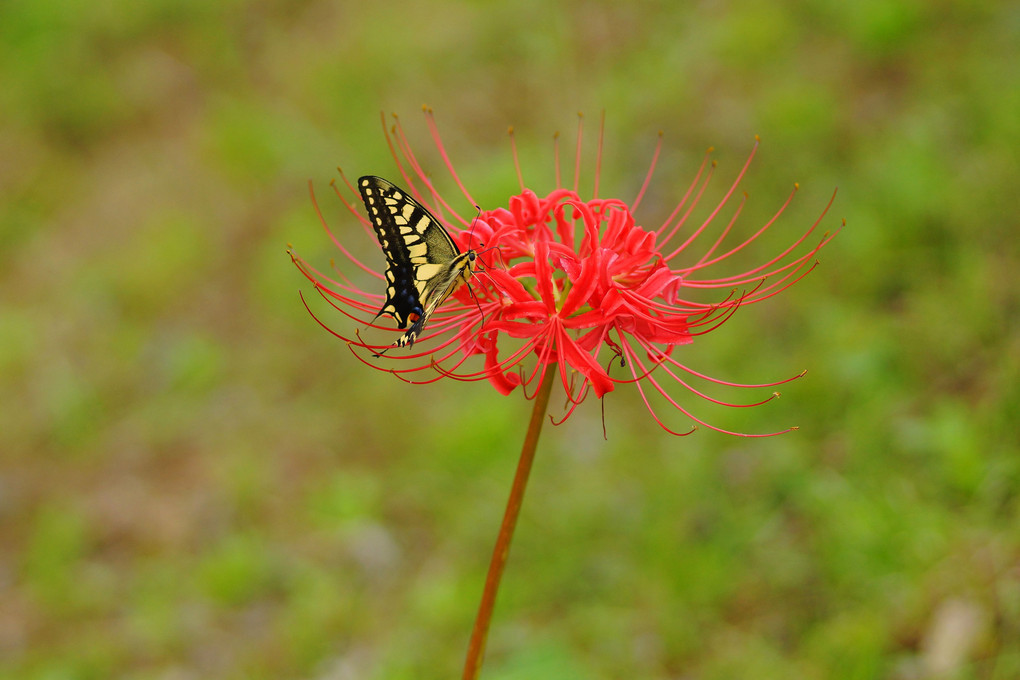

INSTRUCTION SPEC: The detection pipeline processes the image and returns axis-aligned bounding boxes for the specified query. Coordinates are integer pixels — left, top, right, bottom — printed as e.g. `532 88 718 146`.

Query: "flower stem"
462 362 559 680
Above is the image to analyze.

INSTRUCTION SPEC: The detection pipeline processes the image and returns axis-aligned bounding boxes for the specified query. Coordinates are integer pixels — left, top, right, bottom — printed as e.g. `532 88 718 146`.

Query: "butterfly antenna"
465 204 483 250
467 205 495 328
464 203 509 274
487 244 508 270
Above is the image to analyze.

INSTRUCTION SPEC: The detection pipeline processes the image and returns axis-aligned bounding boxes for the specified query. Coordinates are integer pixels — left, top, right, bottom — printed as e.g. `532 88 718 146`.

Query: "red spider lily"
290 111 839 436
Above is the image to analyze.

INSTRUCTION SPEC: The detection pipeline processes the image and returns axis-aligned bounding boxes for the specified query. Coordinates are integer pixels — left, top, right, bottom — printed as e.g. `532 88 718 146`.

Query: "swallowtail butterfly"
358 176 477 352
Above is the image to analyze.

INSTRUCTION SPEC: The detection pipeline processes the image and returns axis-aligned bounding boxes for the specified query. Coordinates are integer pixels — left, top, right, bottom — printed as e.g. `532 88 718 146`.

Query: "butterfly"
358 176 478 352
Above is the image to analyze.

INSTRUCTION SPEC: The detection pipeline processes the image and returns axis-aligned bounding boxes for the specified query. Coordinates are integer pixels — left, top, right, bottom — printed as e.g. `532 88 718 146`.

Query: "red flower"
291 111 839 436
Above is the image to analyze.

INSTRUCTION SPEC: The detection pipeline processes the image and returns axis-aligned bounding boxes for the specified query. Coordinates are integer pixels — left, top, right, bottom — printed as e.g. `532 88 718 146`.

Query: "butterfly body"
358 176 477 350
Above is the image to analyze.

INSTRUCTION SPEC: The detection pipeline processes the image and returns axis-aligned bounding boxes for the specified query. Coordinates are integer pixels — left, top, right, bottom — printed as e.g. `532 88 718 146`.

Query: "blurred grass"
1 0 1018 678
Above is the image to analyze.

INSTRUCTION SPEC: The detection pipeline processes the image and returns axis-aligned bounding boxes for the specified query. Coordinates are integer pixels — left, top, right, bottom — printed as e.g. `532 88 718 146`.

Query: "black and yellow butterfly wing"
358 176 476 350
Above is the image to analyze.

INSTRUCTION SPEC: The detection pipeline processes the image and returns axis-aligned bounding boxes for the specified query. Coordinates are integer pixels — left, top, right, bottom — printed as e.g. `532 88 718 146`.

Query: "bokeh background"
2 1 1018 678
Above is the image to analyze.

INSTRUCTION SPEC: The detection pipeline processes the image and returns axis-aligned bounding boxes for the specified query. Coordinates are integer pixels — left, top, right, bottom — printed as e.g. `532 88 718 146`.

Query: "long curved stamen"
631 131 663 213
656 152 715 240
572 112 583 195
662 140 759 261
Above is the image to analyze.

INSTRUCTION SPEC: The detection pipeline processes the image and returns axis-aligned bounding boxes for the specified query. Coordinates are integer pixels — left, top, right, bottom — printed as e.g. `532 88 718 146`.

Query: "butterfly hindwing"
358 176 476 350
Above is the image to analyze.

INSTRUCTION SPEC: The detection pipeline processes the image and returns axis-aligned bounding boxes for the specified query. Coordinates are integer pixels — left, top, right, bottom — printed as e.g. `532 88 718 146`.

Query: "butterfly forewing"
357 176 476 350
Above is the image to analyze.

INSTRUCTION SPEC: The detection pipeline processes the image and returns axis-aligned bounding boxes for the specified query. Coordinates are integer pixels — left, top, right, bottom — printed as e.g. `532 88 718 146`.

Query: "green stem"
462 362 559 680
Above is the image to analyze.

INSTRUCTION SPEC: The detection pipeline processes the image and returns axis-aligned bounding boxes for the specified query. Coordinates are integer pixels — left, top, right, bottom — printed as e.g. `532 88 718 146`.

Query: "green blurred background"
2 1 1018 678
